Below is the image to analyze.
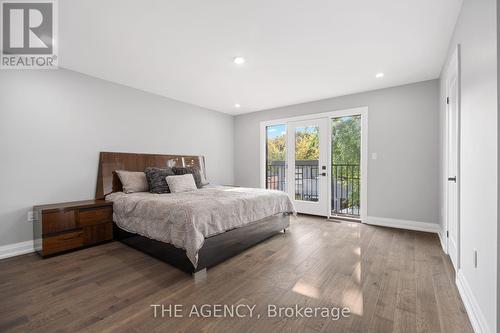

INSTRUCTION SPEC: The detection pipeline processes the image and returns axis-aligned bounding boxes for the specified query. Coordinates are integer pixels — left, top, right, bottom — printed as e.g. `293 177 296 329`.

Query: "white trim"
259 121 267 189
259 106 368 220
260 107 368 127
456 270 490 333
365 216 440 233
359 111 368 222
438 230 448 254
0 240 34 260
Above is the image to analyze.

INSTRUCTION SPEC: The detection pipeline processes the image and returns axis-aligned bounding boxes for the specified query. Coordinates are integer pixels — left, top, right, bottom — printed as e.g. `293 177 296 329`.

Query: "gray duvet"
106 186 295 267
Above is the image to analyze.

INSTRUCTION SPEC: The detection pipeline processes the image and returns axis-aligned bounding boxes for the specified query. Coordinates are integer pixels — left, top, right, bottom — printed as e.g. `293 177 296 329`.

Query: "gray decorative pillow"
144 167 175 193
172 166 204 189
166 174 198 193
116 170 148 193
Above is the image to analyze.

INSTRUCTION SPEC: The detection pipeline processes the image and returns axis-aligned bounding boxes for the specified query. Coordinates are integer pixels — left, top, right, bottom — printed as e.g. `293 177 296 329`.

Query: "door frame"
260 106 368 221
443 45 461 270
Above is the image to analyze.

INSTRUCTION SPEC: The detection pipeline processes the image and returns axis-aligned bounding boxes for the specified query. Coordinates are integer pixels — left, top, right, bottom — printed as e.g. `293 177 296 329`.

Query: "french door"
262 107 367 219
287 119 329 215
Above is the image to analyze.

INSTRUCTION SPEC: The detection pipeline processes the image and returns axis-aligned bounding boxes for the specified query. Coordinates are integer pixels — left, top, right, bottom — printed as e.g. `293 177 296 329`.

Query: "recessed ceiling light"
375 72 384 78
233 56 246 65
234 104 241 108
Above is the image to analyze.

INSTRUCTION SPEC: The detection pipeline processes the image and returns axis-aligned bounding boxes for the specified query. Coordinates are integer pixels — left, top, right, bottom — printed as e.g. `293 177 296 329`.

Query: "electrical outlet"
473 249 478 268
27 211 34 222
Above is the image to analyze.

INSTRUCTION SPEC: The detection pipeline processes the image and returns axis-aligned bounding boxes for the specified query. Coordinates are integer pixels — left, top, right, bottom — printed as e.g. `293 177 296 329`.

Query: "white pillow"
166 174 197 193
116 170 148 193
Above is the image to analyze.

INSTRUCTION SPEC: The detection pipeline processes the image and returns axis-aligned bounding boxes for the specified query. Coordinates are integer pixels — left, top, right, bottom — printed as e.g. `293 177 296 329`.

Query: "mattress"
106 186 295 267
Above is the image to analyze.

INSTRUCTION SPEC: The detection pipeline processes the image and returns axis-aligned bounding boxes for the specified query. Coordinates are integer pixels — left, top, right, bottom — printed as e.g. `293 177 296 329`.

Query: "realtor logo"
1 0 58 68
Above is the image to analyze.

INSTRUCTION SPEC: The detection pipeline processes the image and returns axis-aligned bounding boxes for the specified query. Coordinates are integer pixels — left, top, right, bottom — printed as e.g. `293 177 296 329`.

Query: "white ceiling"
59 0 463 115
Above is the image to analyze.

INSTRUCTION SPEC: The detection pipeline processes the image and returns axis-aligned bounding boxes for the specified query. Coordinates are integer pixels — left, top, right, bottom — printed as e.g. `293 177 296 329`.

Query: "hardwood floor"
0 215 473 333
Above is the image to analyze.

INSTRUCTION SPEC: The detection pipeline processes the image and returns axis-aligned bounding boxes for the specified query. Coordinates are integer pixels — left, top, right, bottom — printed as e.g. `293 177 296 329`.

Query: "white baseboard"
456 270 490 333
438 230 448 253
365 216 440 233
0 240 34 260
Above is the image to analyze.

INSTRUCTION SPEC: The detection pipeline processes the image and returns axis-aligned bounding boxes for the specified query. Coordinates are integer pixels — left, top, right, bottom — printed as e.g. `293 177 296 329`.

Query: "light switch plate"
371 153 378 160
27 211 34 222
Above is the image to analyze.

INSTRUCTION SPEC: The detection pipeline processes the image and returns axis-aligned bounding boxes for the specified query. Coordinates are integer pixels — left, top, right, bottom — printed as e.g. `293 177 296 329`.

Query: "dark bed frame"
96 152 290 275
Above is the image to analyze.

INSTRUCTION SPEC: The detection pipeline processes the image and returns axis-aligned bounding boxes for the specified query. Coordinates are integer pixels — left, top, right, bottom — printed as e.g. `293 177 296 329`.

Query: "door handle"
448 177 457 182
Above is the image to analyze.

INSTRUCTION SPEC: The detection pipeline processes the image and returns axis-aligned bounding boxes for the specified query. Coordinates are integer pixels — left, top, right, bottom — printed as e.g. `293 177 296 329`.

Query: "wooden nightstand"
33 199 113 257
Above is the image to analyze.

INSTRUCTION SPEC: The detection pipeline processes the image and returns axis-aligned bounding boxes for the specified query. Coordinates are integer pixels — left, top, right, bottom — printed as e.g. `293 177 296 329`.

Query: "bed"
96 152 295 275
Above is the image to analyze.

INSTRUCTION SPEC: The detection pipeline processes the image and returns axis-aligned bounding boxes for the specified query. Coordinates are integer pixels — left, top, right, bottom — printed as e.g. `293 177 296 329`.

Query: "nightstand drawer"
43 231 84 256
79 207 113 226
83 222 113 245
42 211 77 235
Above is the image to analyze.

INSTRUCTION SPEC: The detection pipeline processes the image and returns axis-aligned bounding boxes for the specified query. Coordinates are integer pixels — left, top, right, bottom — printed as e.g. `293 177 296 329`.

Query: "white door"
287 118 329 215
446 50 460 271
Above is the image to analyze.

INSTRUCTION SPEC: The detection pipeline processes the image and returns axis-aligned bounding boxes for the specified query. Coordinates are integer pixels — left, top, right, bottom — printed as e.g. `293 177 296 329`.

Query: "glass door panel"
294 126 320 202
331 115 361 218
265 124 287 191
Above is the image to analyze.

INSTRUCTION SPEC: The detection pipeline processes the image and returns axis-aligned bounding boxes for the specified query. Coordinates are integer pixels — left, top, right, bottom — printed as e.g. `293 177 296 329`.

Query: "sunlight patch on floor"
342 284 363 316
292 280 320 299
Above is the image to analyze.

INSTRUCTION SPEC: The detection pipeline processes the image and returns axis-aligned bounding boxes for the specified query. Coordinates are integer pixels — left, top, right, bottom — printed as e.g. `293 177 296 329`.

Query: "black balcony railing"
294 160 319 202
266 160 360 216
331 164 360 216
266 160 287 191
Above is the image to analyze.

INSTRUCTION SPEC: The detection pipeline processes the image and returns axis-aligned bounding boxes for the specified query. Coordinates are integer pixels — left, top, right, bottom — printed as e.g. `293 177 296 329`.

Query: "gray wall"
234 80 439 224
439 0 498 331
0 69 234 247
